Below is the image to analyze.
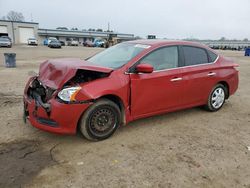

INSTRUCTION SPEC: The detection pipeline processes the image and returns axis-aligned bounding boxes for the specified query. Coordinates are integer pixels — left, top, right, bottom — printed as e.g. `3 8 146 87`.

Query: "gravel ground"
0 45 249 188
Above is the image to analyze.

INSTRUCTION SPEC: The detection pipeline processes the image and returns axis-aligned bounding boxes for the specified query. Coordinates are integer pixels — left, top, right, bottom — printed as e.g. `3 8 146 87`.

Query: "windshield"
0 38 9 41
87 43 150 69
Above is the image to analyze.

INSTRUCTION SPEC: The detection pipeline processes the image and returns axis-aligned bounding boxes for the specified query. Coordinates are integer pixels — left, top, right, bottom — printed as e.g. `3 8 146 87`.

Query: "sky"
0 0 250 40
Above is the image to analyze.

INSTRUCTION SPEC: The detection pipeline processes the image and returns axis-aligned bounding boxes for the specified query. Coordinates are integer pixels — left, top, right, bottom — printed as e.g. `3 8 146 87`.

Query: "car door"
129 46 185 119
180 46 219 106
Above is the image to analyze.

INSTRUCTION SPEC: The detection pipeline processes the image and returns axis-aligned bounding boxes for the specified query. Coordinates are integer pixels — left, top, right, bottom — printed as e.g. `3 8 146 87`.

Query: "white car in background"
27 38 38 46
67 39 79 46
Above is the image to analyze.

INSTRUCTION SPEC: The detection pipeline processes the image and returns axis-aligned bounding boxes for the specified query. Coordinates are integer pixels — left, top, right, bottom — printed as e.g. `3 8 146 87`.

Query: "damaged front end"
57 70 110 104
25 69 110 111
23 59 113 134
27 78 55 113
25 58 113 111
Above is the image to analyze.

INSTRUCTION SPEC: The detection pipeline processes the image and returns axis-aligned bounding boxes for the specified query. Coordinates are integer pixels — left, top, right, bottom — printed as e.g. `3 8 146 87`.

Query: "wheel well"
218 81 229 99
100 95 126 125
76 94 126 135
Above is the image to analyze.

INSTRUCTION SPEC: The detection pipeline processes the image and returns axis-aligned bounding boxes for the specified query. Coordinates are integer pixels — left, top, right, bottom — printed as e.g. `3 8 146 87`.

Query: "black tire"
205 84 227 112
79 99 121 141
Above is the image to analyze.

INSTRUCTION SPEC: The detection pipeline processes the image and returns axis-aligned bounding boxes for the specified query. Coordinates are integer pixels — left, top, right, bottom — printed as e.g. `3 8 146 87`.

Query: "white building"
0 20 39 44
0 19 134 45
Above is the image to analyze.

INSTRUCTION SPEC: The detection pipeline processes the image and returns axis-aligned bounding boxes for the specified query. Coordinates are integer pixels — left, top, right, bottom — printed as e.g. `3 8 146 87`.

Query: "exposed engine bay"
27 70 110 111
27 78 55 111
65 70 109 86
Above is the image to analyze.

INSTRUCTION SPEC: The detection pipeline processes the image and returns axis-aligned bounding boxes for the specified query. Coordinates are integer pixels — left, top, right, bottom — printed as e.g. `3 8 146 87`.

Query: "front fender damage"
26 69 111 114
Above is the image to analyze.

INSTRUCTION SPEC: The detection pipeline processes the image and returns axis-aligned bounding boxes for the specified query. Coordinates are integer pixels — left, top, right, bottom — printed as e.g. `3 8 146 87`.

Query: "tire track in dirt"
0 92 22 107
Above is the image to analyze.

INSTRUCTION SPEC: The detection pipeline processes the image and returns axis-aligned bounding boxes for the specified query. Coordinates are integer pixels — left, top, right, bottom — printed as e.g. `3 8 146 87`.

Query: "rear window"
207 50 218 62
183 46 209 66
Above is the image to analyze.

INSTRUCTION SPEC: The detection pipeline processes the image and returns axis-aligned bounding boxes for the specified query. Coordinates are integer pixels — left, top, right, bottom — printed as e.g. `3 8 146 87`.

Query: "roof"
37 28 134 39
0 19 38 24
38 28 134 36
127 39 206 47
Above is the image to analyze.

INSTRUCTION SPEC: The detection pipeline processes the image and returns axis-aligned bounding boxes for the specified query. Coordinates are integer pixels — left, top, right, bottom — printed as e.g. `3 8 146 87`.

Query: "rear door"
180 46 219 106
130 46 185 118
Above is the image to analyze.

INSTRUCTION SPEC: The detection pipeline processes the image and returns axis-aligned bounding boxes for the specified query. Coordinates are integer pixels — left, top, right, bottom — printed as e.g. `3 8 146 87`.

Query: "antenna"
30 13 33 22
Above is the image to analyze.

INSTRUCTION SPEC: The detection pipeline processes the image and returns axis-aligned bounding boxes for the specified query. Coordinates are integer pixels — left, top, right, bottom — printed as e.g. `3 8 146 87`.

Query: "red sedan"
23 40 239 141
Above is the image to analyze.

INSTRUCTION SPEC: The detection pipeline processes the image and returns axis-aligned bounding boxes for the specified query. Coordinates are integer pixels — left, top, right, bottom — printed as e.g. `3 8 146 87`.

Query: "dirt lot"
0 45 249 188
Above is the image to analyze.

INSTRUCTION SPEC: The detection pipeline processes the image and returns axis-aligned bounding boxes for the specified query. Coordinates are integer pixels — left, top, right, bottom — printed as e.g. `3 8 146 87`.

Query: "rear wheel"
205 84 227 111
79 99 121 141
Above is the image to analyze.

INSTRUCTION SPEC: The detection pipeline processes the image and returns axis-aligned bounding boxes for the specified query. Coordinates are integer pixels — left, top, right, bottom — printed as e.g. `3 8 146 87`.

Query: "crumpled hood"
38 58 113 89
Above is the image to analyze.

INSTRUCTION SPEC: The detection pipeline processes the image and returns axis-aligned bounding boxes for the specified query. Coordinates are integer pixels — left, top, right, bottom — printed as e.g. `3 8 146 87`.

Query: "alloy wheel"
211 87 225 109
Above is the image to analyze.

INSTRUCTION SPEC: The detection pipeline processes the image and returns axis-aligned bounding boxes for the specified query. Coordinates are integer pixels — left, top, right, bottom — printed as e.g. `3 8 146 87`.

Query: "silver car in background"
0 37 12 48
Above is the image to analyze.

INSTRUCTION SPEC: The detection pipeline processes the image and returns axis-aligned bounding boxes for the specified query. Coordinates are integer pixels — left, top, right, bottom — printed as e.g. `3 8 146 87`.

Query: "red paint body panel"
23 40 239 135
181 63 219 105
24 95 91 134
130 69 183 118
136 64 154 73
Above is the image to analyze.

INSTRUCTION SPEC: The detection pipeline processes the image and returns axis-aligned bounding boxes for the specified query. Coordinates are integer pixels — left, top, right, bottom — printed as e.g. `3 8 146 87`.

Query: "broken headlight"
57 87 81 102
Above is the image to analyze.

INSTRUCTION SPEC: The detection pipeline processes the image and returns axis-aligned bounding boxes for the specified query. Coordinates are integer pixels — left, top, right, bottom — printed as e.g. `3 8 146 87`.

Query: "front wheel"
79 99 121 141
205 84 227 112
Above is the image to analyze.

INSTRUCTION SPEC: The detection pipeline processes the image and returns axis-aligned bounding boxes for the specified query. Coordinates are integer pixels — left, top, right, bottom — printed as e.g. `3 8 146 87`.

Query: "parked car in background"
1 36 12 42
83 40 94 47
23 40 239 141
48 37 58 44
0 37 12 47
83 38 107 47
43 39 48 45
48 40 61 48
27 38 38 46
93 38 107 48
59 40 65 46
68 39 79 46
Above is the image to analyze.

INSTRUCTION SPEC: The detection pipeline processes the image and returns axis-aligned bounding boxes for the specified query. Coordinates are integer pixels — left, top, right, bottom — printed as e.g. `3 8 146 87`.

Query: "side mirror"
136 63 153 73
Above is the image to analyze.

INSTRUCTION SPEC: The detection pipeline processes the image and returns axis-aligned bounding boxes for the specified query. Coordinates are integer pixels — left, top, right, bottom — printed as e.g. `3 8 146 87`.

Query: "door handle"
170 77 182 82
207 72 216 76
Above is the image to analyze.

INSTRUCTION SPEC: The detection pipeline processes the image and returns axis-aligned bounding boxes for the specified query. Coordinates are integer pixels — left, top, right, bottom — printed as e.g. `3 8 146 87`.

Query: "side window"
207 50 218 62
183 46 209 66
140 46 178 71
